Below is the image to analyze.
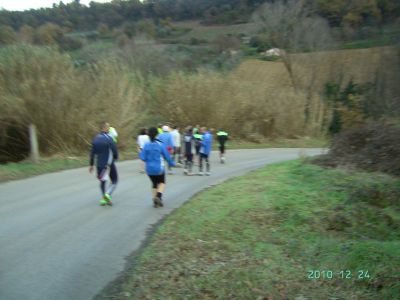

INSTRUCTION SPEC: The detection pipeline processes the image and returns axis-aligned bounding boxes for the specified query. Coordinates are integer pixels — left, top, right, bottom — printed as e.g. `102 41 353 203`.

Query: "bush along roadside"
314 122 400 176
97 161 400 300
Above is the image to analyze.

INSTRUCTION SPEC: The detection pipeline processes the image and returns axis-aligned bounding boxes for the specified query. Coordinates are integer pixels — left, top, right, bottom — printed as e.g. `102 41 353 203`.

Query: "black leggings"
148 173 165 189
199 153 210 172
219 143 226 154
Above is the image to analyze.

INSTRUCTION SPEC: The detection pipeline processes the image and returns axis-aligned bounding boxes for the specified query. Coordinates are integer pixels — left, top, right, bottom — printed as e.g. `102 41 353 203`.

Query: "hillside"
0 0 399 162
232 46 399 91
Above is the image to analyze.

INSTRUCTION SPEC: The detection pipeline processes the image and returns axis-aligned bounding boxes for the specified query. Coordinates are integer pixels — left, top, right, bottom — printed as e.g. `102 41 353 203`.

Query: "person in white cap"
137 128 150 173
170 125 182 165
157 125 175 174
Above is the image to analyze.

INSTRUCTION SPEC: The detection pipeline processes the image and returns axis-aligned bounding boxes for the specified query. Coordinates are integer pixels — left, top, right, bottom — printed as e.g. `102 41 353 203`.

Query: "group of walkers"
89 122 229 208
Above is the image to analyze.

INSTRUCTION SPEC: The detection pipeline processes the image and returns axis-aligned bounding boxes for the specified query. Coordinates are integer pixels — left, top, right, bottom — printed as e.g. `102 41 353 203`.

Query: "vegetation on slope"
97 161 400 299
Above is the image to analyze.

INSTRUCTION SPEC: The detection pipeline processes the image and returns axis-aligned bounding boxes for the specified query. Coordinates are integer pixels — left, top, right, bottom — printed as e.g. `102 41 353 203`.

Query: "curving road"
0 148 324 300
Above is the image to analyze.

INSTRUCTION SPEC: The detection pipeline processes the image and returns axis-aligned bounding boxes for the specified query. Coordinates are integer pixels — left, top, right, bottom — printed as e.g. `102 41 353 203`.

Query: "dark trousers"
199 153 210 172
185 153 193 172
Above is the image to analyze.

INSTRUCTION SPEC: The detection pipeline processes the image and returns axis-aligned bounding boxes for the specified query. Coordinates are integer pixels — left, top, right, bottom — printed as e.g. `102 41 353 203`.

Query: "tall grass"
149 69 328 139
0 44 144 155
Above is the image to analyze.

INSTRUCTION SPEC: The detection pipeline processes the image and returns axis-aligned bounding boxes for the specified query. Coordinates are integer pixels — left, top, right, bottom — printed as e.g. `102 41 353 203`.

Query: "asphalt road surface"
0 148 324 300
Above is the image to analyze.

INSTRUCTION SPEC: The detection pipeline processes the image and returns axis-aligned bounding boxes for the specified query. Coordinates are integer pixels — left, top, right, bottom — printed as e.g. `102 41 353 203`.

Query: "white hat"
162 125 169 132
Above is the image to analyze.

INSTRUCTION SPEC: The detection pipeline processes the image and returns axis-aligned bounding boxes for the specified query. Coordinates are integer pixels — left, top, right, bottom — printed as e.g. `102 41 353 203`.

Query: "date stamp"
307 270 371 280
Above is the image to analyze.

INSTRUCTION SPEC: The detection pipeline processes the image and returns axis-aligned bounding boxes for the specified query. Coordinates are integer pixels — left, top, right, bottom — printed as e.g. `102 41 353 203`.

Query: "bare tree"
253 0 336 129
253 0 335 89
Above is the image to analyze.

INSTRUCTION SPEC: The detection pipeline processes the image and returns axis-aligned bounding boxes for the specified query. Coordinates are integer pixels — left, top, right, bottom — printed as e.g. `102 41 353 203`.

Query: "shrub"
249 35 271 52
58 36 84 51
315 122 400 176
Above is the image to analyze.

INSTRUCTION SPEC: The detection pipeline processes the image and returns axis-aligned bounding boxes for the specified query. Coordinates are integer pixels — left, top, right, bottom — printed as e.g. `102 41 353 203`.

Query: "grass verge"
0 156 88 182
0 151 135 182
102 160 400 299
224 137 327 150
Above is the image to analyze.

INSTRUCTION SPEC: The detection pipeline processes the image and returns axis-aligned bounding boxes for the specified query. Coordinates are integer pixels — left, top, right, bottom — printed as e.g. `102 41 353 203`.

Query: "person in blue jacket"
157 125 175 174
89 122 118 206
140 127 175 208
198 127 213 176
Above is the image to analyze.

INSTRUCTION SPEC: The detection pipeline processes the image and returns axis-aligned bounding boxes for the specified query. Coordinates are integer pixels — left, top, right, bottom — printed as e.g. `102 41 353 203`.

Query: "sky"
0 0 112 11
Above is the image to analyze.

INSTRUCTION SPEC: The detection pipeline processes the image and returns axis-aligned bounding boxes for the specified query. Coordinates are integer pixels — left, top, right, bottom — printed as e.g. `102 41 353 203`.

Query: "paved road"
0 148 323 300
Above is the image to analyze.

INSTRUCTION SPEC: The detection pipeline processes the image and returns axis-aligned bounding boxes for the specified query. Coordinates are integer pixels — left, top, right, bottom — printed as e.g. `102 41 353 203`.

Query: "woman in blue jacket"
140 127 175 207
198 127 213 176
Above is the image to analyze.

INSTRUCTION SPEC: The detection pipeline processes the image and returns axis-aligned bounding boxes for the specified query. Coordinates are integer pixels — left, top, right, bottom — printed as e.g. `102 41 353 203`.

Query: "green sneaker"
99 199 107 206
104 193 113 206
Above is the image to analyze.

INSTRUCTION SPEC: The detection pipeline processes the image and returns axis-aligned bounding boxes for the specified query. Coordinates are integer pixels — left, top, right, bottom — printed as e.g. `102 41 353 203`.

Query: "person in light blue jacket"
157 125 175 174
140 127 175 208
198 127 213 176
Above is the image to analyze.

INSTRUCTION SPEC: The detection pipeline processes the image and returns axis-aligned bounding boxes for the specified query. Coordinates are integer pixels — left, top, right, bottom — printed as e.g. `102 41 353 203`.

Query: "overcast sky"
0 0 112 11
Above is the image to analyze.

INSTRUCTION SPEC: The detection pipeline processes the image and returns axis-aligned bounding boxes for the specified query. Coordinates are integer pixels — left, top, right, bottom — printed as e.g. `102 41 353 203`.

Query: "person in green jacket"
157 124 163 135
216 129 229 163
108 126 118 143
193 126 203 163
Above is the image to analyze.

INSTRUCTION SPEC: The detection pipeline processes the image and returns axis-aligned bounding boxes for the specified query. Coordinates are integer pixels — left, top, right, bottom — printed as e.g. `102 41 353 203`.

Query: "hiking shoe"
153 196 163 208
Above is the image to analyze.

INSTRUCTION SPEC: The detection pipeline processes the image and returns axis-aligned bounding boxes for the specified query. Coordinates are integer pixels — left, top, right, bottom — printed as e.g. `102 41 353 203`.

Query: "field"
232 46 399 91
